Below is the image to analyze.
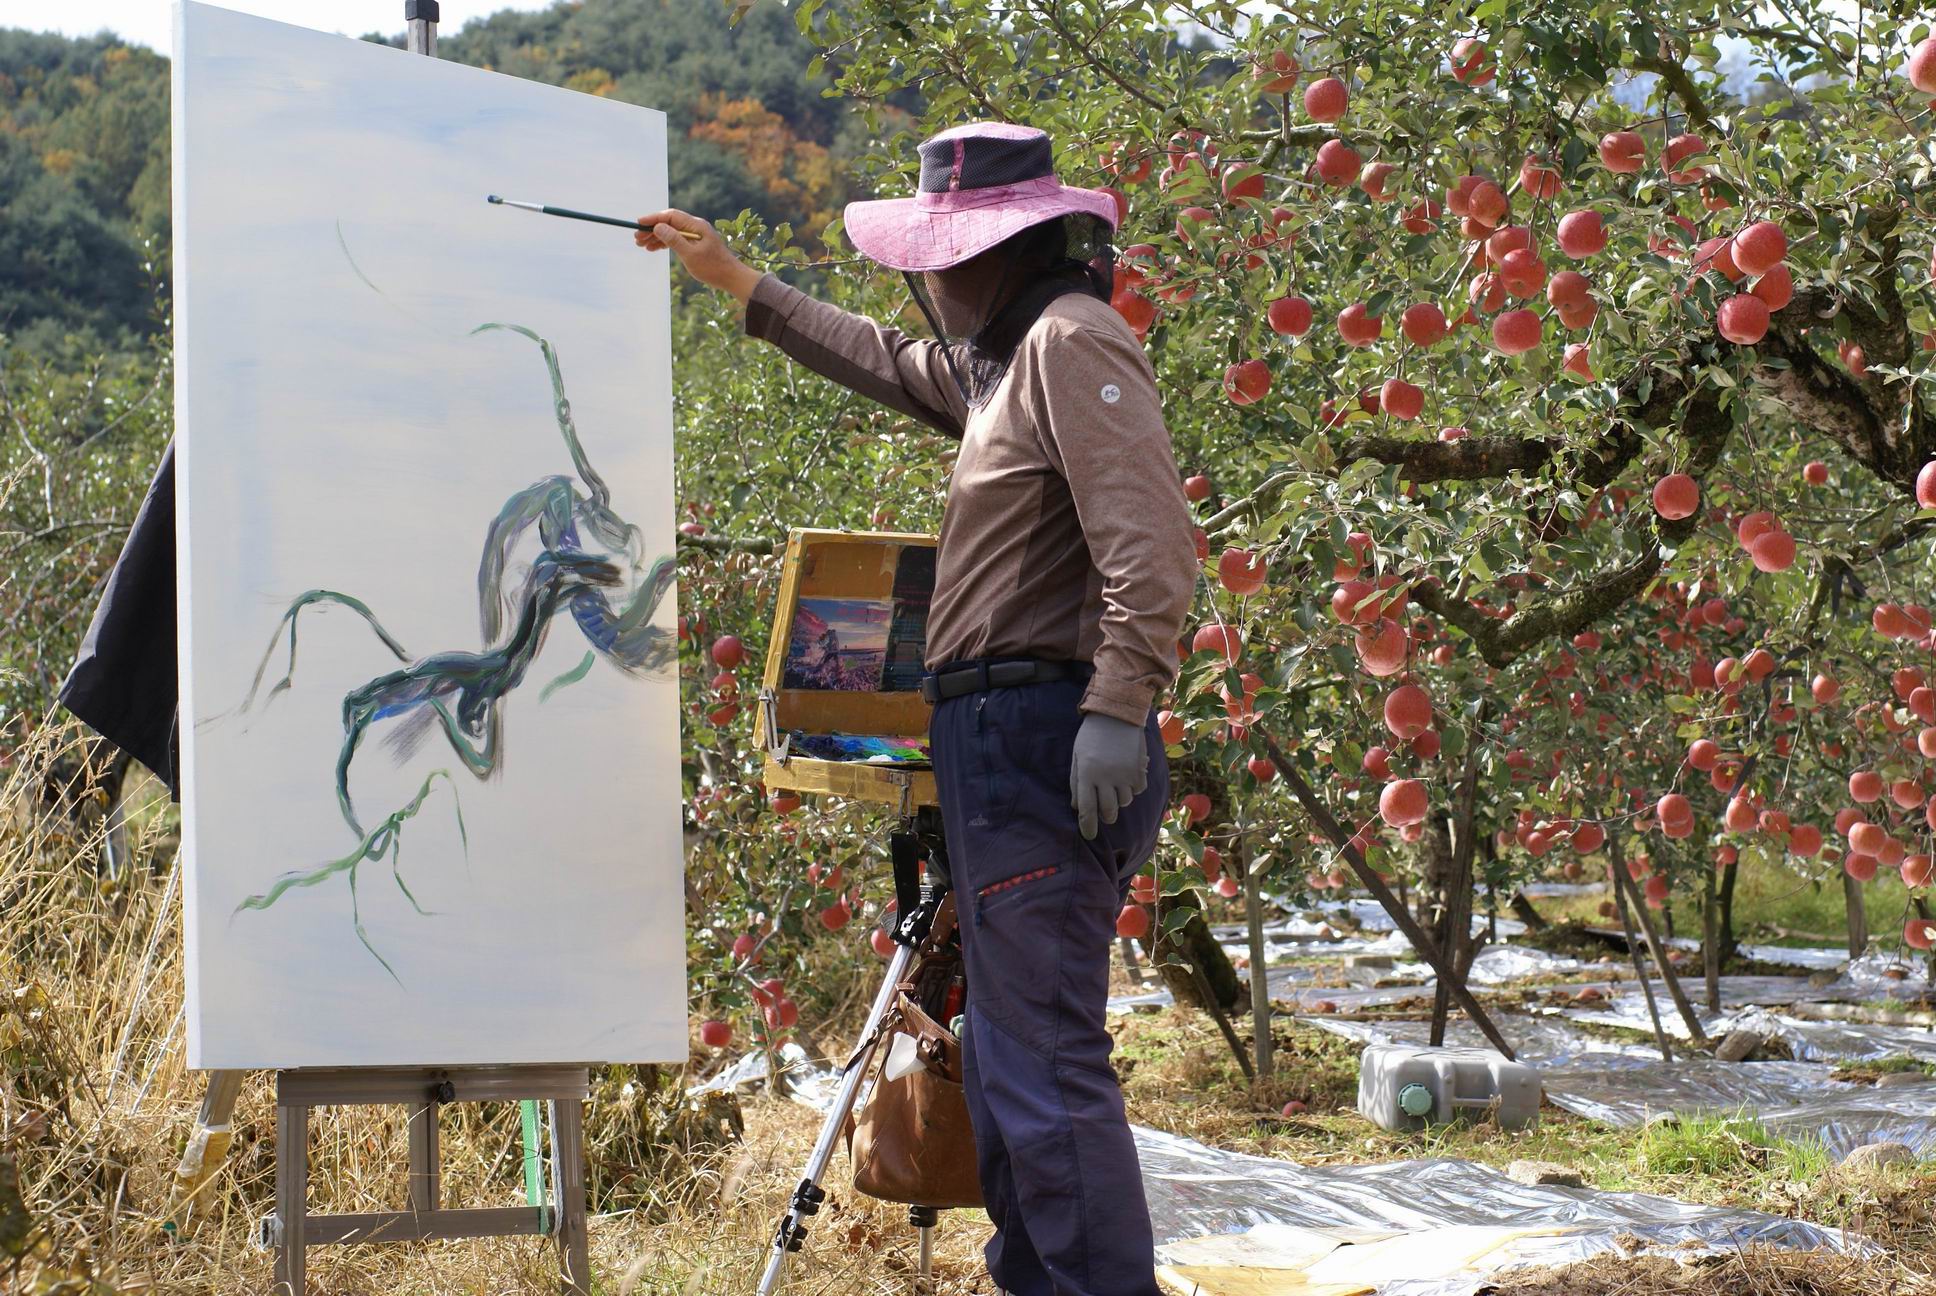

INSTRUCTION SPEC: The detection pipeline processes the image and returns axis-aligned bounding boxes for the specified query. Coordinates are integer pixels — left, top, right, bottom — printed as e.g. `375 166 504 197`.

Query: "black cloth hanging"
59 442 179 799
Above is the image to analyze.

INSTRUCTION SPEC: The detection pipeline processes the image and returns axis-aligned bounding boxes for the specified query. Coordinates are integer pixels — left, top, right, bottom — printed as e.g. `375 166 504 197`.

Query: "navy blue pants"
930 676 1168 1296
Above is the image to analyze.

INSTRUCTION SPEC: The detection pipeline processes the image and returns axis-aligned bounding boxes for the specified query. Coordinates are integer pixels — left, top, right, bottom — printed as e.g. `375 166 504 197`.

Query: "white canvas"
174 1 684 1068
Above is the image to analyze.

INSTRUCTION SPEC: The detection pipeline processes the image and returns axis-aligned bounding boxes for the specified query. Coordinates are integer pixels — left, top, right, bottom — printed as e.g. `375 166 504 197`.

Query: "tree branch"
1334 433 1557 482
677 532 779 556
1634 54 1716 131
1409 379 1732 667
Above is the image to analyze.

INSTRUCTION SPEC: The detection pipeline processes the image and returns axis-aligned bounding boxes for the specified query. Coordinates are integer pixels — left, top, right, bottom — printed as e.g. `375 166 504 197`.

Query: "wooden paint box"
754 529 940 810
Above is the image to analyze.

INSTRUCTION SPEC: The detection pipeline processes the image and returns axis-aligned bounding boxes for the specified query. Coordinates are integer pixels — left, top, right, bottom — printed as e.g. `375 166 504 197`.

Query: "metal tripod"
756 809 951 1295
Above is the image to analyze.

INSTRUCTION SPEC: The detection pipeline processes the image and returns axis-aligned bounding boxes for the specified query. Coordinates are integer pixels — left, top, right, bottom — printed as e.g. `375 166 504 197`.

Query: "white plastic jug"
1357 1043 1542 1131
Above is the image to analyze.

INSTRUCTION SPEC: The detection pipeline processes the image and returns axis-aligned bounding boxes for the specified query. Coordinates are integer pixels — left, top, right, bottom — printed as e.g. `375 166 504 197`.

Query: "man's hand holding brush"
635 209 761 304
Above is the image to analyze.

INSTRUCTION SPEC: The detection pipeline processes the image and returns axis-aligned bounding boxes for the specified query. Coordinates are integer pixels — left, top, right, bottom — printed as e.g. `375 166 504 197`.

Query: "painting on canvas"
174 2 684 1068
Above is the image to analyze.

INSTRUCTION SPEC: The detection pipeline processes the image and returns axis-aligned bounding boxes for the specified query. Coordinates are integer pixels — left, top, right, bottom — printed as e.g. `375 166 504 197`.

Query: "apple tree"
771 0 1936 989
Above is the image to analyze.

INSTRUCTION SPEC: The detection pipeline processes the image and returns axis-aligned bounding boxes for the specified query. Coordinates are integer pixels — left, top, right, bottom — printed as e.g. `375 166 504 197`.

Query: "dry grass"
3 719 1932 1294
1487 1248 1936 1295
0 719 999 1294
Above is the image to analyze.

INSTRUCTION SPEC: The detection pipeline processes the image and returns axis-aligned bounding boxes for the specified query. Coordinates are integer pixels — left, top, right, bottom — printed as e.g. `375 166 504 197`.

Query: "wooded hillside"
0 1 872 360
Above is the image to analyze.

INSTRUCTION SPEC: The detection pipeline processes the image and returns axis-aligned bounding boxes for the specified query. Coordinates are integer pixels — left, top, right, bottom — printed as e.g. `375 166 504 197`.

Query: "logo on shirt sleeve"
1099 383 1122 404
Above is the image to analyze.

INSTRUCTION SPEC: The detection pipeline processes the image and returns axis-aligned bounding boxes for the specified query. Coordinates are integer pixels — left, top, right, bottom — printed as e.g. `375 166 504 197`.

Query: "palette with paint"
755 530 940 808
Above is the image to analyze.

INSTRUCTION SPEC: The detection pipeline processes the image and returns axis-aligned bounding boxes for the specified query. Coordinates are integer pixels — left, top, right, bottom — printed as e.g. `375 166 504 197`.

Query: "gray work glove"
1070 712 1149 840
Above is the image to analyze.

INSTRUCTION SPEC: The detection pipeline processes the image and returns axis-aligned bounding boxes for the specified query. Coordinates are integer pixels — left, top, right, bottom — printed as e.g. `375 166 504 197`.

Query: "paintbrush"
486 195 703 240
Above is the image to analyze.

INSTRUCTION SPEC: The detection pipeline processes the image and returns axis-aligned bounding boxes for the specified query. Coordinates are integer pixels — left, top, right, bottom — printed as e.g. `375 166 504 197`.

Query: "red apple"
1303 76 1348 122
1651 473 1700 521
1401 302 1449 347
1910 36 1936 94
1254 48 1301 94
1379 779 1428 827
1748 527 1795 572
1383 682 1433 739
1183 474 1213 501
1599 130 1646 173
1491 309 1541 355
1466 179 1508 228
1717 294 1771 345
1751 263 1794 311
1380 378 1424 421
1223 359 1272 405
699 1019 732 1048
1267 295 1314 336
1192 623 1242 661
1556 210 1607 258
1518 154 1562 200
1547 269 1591 309
1222 165 1265 203
1355 618 1409 677
1111 285 1156 334
1731 220 1787 277
1312 138 1360 186
1664 133 1707 183
1450 37 1492 85
711 635 745 670
1338 303 1384 347
1218 548 1268 594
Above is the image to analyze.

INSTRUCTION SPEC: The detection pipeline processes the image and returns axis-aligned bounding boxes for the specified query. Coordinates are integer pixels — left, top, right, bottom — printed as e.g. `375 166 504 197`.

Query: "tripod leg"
755 941 914 1295
909 1205 938 1295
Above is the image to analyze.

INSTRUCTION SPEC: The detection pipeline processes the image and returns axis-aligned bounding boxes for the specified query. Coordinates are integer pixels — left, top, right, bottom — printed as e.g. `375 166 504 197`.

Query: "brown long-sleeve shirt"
742 272 1197 725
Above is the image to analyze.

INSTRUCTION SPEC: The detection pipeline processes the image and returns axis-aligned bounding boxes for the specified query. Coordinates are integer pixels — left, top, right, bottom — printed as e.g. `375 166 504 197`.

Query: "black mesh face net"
903 213 1117 408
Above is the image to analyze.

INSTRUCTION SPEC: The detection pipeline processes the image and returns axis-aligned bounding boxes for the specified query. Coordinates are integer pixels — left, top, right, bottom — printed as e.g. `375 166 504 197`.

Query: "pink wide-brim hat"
844 122 1121 273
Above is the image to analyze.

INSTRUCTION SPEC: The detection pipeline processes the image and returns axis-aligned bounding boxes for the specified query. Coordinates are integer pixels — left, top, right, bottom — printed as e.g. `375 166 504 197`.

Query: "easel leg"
170 1069 246 1223
407 1100 441 1212
274 1100 308 1296
550 1098 591 1296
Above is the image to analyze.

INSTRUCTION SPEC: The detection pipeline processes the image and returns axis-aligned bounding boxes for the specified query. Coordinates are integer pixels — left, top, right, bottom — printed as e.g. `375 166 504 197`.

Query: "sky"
5 1 559 52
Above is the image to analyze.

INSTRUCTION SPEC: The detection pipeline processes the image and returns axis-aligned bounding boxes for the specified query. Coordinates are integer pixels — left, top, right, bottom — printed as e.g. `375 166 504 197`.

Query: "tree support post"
1430 707 1487 1046
1607 833 1708 1046
1610 863 1674 1061
1239 812 1273 1080
1261 735 1515 1060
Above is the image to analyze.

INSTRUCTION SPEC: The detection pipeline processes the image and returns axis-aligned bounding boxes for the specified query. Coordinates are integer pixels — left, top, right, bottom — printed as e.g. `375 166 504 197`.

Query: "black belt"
920 658 1092 703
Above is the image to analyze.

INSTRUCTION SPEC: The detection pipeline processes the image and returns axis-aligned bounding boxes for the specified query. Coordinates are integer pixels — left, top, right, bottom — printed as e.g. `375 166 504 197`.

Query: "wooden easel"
175 9 602 1294
267 1066 591 1296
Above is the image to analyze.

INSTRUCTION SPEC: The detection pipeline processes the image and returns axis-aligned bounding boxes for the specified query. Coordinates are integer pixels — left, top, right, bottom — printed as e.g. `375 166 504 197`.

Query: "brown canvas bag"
847 897 982 1209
